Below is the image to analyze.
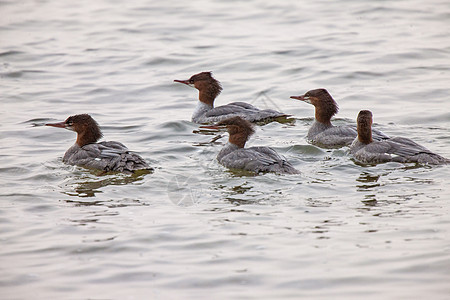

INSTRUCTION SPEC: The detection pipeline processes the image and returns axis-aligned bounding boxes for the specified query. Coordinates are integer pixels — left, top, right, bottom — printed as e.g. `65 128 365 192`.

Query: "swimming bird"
175 71 288 123
201 116 300 174
46 114 151 173
350 110 449 164
291 88 389 147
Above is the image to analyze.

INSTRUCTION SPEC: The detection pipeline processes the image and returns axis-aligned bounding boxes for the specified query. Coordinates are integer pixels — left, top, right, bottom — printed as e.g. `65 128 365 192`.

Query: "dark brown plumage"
183 72 223 106
65 114 103 147
356 110 373 144
216 116 255 148
302 88 339 125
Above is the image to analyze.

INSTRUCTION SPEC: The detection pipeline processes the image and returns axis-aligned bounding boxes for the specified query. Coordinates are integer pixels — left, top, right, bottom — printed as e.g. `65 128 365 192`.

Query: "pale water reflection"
1 0 450 299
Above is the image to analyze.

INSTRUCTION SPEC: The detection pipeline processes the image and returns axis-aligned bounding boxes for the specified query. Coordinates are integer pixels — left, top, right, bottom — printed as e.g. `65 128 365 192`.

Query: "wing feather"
63 142 150 173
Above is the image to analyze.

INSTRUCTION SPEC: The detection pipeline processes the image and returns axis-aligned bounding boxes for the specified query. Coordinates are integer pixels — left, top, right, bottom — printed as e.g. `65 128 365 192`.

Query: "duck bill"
174 79 190 85
290 95 306 101
45 121 66 128
290 95 311 104
199 125 224 130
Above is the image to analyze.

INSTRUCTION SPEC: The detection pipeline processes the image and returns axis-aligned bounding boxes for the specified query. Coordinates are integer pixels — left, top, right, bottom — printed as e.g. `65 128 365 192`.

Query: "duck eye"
66 121 73 126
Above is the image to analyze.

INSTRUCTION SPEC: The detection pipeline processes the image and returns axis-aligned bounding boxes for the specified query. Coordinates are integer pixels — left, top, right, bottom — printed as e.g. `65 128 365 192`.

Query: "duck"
200 116 300 174
350 110 449 164
291 88 389 147
46 114 151 173
175 71 288 123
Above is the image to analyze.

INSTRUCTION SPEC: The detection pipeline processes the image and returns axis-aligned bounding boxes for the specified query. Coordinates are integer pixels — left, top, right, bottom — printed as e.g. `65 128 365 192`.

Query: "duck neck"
357 121 373 144
76 128 101 147
315 108 334 126
198 90 216 107
229 132 248 149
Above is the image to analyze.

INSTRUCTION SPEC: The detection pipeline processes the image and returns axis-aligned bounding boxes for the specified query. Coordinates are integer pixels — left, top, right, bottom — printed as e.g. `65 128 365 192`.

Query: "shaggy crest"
189 72 223 104
217 116 255 148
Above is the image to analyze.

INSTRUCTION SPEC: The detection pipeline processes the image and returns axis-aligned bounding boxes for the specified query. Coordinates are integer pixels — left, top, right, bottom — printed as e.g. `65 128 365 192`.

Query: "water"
1 0 450 299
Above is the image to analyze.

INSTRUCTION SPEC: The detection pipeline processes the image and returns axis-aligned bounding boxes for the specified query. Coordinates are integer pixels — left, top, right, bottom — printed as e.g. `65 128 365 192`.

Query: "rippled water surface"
1 0 450 299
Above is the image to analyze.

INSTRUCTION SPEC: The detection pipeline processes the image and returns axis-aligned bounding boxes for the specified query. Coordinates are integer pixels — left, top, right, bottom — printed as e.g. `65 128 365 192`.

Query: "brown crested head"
292 88 338 124
65 114 103 146
174 71 222 106
356 110 373 144
217 116 255 148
